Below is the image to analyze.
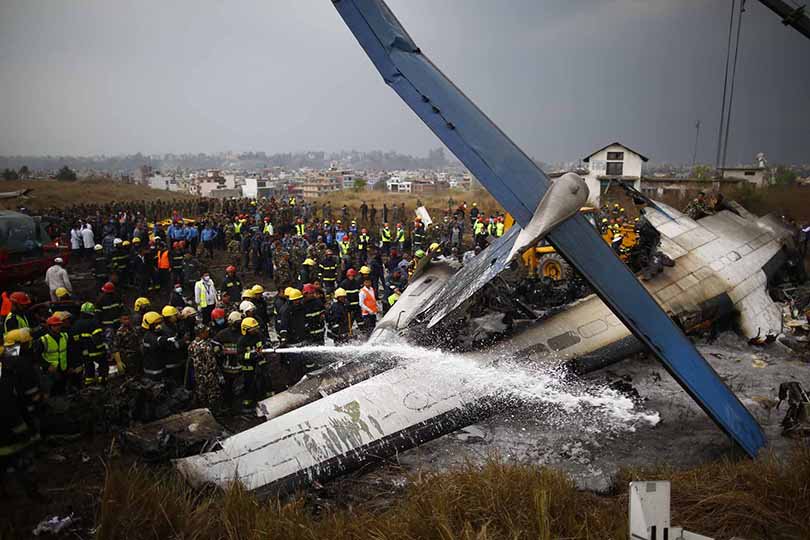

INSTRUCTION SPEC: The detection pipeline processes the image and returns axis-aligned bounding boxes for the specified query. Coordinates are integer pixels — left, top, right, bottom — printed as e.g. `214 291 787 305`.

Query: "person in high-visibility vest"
357 228 371 263
156 245 171 291
380 223 392 255
395 223 406 251
473 217 487 248
3 292 31 335
495 216 505 237
358 276 379 335
263 217 274 236
35 315 69 395
194 270 218 323
294 218 305 236
232 219 244 241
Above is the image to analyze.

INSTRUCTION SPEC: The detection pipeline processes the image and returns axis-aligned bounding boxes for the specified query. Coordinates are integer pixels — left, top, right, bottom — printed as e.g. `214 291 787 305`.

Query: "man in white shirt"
70 225 82 258
81 224 95 258
45 257 72 301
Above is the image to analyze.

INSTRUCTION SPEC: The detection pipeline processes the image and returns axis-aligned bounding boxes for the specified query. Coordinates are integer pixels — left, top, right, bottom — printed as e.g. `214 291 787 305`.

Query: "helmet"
334 288 347 298
141 311 163 330
132 237 142 244
211 308 226 321
113 238 123 246
226 265 236 273
302 284 316 294
80 302 95 314
101 282 115 293
429 242 440 252
161 305 179 318
227 311 243 324
239 300 256 313
54 257 64 265
240 317 259 335
122 240 130 247
54 287 69 299
9 292 31 306
303 258 315 266
415 249 425 258
396 223 402 228
241 289 256 299
172 241 179 249
4 328 32 347
94 244 103 251
346 268 357 277
359 266 371 274
286 288 303 301
134 297 151 312
251 284 264 295
180 306 197 319
53 311 71 321
46 315 63 327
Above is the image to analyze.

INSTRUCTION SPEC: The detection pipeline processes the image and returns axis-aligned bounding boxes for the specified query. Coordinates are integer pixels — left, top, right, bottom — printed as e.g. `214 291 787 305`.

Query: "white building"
386 174 412 193
582 142 648 206
720 155 770 187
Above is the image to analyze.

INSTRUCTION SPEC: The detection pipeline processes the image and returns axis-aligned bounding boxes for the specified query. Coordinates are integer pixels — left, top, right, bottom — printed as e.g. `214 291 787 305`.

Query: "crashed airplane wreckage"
175 0 800 494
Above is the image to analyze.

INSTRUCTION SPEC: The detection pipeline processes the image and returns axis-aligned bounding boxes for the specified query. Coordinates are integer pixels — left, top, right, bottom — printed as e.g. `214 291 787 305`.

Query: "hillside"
0 179 196 211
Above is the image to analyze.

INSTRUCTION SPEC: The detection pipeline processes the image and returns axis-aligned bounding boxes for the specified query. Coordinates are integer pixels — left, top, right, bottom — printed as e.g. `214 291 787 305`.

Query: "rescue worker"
210 306 227 332
380 222 392 255
44 257 72 302
326 288 352 344
59 312 84 391
214 310 243 413
298 258 316 287
221 265 243 300
339 268 361 320
412 218 426 251
395 223 406 251
113 313 141 377
92 244 108 288
35 315 69 395
250 284 268 326
156 242 171 291
318 249 339 294
140 311 165 381
133 297 151 329
385 287 401 314
3 292 31 335
73 303 108 386
48 288 81 320
356 228 371 262
188 324 222 409
1 328 44 501
159 305 185 385
96 281 123 335
473 216 487 247
237 317 268 412
169 282 189 310
302 284 325 345
359 276 379 335
194 269 217 323
495 216 505 238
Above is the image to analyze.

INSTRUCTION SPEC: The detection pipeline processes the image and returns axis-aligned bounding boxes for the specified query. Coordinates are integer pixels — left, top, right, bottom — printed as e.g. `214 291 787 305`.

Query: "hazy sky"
1 0 808 165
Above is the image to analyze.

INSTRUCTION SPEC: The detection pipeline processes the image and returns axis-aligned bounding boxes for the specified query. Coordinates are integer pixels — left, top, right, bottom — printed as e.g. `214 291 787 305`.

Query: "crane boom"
758 0 810 39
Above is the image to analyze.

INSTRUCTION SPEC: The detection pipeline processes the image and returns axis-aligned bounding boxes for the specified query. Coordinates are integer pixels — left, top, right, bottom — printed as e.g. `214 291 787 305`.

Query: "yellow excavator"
503 208 638 280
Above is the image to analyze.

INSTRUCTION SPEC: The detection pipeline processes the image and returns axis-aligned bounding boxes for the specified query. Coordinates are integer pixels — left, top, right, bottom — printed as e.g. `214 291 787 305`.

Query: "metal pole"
716 0 737 170
721 0 746 169
692 120 701 167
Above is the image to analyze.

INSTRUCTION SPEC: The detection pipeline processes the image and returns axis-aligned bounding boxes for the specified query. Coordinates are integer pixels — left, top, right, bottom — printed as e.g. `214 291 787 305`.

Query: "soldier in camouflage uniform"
685 191 713 220
188 324 223 409
274 251 293 289
113 313 142 376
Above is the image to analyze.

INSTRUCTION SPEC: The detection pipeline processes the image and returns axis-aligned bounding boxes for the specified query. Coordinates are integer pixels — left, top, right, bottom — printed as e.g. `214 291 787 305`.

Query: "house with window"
719 166 769 187
582 142 649 206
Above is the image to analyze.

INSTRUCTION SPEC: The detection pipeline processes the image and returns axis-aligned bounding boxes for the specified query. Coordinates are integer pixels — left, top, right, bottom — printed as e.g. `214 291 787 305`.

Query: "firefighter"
298 258 316 287
412 218 426 251
1 328 44 501
250 284 268 326
339 268 361 320
221 265 243 300
213 310 242 413
395 223 406 251
237 317 268 412
140 311 165 382
74 303 108 386
380 222 392 255
159 305 185 385
132 297 151 329
92 244 108 288
276 287 306 347
34 316 69 395
318 249 339 294
302 284 325 345
326 288 352 344
357 228 371 263
96 282 123 334
49 288 81 320
4 292 31 335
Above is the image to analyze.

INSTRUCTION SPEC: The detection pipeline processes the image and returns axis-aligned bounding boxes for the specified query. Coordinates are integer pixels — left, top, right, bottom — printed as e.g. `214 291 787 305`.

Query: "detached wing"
332 0 764 456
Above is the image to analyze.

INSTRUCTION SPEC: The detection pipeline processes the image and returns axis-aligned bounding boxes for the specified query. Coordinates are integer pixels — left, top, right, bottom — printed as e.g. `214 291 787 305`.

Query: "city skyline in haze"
1 0 809 166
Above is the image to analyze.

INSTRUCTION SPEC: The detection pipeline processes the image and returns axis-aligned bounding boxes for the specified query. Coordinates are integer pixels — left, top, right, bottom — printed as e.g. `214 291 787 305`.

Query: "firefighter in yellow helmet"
159 305 185 384
237 317 268 412
326 288 352 344
140 311 165 381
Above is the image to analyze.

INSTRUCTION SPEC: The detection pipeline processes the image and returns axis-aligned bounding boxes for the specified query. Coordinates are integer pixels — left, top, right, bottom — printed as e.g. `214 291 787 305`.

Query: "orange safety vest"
361 287 378 314
157 250 171 270
0 292 10 317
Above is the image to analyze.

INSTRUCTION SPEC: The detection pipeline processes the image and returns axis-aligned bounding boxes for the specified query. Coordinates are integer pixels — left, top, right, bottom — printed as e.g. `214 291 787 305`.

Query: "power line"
721 0 746 169
715 0 736 170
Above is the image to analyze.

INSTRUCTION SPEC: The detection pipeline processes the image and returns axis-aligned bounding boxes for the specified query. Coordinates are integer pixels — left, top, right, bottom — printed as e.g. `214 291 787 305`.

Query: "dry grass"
0 178 195 211
93 447 810 540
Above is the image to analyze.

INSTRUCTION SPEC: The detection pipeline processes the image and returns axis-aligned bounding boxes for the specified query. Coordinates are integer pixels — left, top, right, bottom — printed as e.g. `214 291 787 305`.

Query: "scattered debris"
121 408 228 461
777 381 810 438
32 514 78 536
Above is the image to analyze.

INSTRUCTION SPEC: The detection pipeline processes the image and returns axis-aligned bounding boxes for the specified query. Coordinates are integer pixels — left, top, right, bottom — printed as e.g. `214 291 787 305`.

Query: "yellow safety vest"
396 229 405 242
196 280 211 308
381 228 392 242
233 221 243 234
263 223 273 234
474 222 485 235
41 333 68 371
295 223 305 236
496 222 504 237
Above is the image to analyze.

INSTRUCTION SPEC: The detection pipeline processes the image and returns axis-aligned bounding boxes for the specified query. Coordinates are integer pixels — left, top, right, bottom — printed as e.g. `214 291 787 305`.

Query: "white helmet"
227 311 243 324
113 238 123 246
239 300 256 313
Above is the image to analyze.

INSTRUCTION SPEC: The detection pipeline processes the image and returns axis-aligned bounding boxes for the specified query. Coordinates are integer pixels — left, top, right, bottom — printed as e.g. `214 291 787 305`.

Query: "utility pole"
692 120 701 167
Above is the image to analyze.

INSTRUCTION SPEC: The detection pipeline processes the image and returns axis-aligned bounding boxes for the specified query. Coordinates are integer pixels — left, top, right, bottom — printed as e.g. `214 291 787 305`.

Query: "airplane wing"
0 189 32 200
332 0 764 456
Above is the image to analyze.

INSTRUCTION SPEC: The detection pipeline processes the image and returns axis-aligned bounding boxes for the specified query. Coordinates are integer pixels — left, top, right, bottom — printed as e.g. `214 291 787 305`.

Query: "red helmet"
211 308 226 321
9 292 31 306
101 282 115 293
226 265 236 273
46 315 63 327
178 240 186 248
342 236 349 242
172 241 179 249
302 284 316 294
397 223 402 227
346 268 357 277
264 217 270 222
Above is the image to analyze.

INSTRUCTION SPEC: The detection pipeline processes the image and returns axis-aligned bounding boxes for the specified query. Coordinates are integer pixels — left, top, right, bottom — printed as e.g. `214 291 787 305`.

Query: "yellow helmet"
54 287 70 299
334 288 347 298
142 311 164 329
251 284 265 295
359 266 371 274
134 297 151 312
122 240 131 247
161 305 179 318
303 258 316 266
241 317 259 335
286 287 303 301
429 242 440 252
132 237 142 244
241 289 256 299
3 328 32 347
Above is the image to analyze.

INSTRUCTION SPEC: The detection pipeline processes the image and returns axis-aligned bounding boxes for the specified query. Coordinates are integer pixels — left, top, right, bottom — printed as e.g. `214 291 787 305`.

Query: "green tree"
772 166 797 186
690 164 714 182
352 178 368 192
56 165 77 182
2 168 19 180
